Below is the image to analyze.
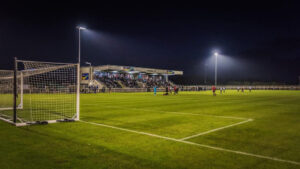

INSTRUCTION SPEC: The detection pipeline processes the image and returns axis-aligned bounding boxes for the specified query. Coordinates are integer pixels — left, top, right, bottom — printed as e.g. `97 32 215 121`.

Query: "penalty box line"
83 104 254 141
80 120 300 166
104 105 255 139
98 105 250 120
179 119 253 141
83 103 248 120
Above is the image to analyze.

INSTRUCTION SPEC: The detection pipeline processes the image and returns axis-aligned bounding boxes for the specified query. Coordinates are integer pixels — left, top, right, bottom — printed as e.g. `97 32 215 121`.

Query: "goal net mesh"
0 70 22 121
0 70 14 122
0 60 79 125
0 70 14 110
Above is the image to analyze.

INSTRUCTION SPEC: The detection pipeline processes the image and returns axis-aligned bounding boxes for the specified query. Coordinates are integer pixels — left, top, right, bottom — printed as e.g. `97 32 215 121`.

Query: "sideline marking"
179 119 253 140
80 120 300 166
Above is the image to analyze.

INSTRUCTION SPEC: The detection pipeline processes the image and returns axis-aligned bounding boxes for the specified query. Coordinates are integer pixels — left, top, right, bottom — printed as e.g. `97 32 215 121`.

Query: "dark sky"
1 1 300 84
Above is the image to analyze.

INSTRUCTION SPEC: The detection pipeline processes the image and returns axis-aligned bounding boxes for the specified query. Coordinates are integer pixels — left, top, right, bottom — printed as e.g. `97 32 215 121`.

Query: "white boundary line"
179 119 253 141
80 120 300 166
92 105 249 120
82 106 253 140
162 111 248 120
82 105 253 138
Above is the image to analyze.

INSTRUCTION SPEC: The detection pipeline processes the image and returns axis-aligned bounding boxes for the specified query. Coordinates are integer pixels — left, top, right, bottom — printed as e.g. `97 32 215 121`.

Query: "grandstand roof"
84 65 183 75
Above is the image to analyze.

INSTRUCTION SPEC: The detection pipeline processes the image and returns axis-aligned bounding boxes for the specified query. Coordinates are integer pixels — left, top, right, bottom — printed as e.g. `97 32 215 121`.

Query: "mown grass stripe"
80 120 300 166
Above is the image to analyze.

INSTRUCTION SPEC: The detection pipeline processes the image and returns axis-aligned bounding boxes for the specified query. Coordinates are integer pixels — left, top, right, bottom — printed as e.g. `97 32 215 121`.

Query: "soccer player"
212 85 216 96
174 86 177 95
164 86 169 95
169 86 172 95
220 87 222 94
154 86 157 96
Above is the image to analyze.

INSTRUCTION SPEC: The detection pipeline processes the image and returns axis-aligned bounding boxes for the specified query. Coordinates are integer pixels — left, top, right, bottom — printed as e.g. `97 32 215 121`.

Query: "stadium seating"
94 74 170 89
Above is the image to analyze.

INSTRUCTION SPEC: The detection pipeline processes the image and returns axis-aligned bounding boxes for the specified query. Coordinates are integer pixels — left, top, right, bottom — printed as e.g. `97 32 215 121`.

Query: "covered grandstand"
80 65 183 92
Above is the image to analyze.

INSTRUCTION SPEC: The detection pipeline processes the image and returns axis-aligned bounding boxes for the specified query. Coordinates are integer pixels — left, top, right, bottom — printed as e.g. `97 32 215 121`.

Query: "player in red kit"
212 86 217 96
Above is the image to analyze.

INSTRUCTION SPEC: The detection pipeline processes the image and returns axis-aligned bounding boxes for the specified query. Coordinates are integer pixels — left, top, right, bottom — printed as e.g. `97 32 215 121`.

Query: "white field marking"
162 111 248 120
82 104 252 137
179 119 253 141
101 105 250 120
80 120 300 166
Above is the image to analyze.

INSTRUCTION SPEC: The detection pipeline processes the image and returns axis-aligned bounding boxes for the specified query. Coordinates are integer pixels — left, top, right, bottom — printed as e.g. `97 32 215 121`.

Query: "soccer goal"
0 59 80 126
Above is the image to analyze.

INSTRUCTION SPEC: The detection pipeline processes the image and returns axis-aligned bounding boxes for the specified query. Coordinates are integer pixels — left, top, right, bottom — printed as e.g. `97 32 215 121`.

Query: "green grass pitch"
0 90 300 169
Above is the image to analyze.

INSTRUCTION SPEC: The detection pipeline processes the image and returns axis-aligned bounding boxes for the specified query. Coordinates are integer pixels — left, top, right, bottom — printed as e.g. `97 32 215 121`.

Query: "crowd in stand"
97 76 122 88
145 78 170 88
93 72 170 88
119 77 139 88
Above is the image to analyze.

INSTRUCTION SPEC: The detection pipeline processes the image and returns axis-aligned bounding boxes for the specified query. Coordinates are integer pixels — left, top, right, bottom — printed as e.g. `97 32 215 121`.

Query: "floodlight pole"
204 63 207 84
76 26 86 121
78 29 81 64
77 28 81 121
214 53 218 86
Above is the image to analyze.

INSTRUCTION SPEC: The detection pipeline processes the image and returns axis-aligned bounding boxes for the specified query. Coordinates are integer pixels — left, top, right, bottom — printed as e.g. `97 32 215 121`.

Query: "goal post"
0 59 80 126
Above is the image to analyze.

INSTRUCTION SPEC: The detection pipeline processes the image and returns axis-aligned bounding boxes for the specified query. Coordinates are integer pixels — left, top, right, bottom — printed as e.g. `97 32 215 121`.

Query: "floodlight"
77 26 87 30
214 52 219 56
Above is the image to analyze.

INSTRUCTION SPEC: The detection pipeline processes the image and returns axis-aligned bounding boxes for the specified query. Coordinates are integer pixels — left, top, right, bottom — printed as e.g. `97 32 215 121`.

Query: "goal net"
0 70 22 121
0 60 80 126
0 70 14 111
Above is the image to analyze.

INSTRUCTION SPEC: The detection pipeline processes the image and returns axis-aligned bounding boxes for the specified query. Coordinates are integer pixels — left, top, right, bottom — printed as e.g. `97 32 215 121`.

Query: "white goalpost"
0 58 80 126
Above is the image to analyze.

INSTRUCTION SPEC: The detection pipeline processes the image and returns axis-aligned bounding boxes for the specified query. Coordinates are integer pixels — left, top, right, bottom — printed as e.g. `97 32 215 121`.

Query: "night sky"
1 1 300 84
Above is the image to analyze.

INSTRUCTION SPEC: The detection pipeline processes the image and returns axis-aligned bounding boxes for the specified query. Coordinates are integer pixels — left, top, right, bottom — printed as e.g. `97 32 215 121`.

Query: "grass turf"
0 90 300 169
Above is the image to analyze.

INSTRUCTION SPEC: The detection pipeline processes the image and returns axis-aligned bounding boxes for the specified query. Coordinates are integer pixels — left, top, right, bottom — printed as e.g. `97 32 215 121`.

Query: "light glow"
77 26 87 30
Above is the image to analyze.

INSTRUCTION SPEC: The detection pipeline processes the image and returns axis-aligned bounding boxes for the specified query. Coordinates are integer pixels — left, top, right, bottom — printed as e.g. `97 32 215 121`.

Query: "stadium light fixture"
78 26 87 30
